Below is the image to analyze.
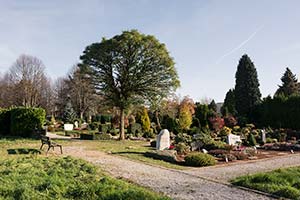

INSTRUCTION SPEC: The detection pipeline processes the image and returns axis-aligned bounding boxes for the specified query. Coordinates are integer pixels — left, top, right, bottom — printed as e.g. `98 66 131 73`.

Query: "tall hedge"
254 95 300 130
0 109 11 135
10 107 46 137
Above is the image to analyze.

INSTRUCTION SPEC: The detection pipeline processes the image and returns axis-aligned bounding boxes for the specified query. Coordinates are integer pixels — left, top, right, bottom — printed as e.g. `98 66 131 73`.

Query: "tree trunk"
119 108 125 140
155 110 161 131
80 111 84 121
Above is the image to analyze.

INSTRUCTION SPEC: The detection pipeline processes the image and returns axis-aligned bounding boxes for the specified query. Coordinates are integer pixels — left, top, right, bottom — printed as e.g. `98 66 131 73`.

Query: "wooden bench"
40 135 63 155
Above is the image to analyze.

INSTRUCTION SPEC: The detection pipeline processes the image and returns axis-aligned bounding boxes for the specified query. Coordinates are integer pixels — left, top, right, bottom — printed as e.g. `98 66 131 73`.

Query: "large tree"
80 30 180 140
221 89 236 116
234 54 261 122
275 67 300 96
68 65 98 120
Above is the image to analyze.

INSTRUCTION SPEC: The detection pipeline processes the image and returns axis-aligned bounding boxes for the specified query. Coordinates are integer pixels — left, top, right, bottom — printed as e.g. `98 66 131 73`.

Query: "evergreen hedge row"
254 95 300 130
0 107 46 137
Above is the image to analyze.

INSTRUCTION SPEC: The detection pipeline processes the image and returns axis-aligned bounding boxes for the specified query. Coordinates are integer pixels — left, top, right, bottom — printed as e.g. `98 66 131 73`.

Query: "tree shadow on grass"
7 148 41 155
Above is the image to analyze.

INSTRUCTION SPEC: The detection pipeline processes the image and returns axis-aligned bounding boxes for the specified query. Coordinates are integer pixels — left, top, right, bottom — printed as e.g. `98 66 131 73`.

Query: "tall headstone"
261 129 266 143
156 129 170 150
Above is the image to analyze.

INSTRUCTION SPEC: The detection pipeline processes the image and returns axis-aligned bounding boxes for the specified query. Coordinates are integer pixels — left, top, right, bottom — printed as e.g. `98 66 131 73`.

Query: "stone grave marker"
261 129 266 143
227 133 242 145
156 129 170 150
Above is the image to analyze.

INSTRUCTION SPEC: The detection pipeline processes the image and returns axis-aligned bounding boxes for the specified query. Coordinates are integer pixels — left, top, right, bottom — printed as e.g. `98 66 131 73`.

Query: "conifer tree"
234 54 261 121
208 100 217 112
275 67 300 96
221 89 236 116
63 97 77 123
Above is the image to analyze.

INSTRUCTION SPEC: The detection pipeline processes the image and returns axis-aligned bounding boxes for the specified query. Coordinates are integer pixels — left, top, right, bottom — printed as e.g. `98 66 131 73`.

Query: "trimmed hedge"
0 107 46 137
10 107 46 137
185 152 216 167
0 109 11 135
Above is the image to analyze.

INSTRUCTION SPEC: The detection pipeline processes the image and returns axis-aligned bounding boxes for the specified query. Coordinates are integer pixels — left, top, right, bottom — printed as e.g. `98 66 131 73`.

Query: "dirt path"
63 144 275 200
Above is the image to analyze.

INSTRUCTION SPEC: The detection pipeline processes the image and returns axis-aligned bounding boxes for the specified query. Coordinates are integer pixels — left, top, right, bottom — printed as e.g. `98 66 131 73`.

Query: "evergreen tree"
221 89 236 116
63 97 77 123
234 54 261 122
275 67 300 96
208 100 217 112
139 107 151 132
194 103 210 129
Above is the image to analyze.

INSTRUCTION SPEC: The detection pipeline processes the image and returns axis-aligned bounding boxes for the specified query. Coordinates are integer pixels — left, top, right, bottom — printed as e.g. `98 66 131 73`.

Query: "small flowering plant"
169 145 175 150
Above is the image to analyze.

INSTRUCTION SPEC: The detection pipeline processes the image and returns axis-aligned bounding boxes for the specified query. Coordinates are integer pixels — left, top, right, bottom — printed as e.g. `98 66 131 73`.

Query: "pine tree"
275 67 300 96
208 100 217 112
63 97 77 123
140 107 151 132
221 89 236 116
234 54 261 121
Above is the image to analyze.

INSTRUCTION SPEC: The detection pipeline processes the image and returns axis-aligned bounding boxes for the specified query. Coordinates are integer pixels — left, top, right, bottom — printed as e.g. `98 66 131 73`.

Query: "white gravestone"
261 130 266 143
227 134 242 145
156 129 170 150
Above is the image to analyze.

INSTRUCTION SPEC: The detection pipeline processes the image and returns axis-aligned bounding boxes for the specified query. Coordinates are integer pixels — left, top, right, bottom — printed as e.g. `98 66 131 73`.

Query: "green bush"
143 129 156 138
94 133 111 140
175 133 192 145
175 142 190 155
185 152 216 167
145 150 178 164
10 107 46 138
99 123 111 134
247 134 257 146
0 109 11 135
89 122 100 131
128 123 142 136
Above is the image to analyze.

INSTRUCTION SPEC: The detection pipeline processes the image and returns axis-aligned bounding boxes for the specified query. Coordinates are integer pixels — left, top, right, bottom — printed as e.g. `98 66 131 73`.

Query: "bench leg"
40 143 44 150
60 146 63 154
46 146 51 155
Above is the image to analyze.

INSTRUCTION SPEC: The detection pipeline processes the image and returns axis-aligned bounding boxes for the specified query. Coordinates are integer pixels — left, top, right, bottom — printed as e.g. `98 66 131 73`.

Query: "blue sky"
0 0 300 102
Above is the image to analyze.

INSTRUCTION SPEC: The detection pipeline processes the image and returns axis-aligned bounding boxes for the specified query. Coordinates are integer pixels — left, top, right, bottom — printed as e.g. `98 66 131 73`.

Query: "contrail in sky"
215 25 264 64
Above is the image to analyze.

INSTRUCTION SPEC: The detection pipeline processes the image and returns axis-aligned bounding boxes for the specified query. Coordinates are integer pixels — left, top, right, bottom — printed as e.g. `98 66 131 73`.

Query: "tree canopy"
275 67 300 97
234 54 261 122
80 30 180 139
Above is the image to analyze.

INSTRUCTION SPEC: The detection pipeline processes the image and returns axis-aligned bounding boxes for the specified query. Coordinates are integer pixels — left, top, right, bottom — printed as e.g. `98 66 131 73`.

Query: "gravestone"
74 121 79 128
261 129 266 143
227 133 242 145
156 129 170 150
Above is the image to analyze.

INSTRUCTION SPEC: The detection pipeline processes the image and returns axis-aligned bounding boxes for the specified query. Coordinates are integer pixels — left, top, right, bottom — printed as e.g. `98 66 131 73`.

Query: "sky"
0 0 300 102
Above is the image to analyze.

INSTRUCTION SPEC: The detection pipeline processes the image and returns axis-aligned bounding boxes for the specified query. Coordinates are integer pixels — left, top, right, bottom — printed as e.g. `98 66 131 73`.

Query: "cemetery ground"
2 137 300 199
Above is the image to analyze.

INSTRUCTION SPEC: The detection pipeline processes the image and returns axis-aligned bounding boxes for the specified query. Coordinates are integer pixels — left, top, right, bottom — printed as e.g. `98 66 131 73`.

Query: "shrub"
185 152 216 167
99 123 111 134
247 134 257 146
10 107 46 138
100 115 111 124
219 126 232 137
143 129 156 138
174 133 192 145
175 142 190 155
94 133 111 140
128 123 142 136
203 140 226 150
224 116 237 128
145 150 178 164
89 122 100 131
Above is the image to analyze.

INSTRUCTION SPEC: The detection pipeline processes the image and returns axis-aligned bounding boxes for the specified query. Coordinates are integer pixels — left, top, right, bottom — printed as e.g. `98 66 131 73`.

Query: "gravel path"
63 145 275 200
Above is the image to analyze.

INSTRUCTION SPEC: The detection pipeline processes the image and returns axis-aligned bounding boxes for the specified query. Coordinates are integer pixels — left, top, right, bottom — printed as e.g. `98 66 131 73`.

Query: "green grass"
0 155 170 200
83 140 185 170
232 167 300 199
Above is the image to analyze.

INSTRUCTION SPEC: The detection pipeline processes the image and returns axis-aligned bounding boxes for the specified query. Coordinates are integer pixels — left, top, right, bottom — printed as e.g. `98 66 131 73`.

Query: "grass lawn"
0 138 170 200
82 140 185 170
231 167 300 199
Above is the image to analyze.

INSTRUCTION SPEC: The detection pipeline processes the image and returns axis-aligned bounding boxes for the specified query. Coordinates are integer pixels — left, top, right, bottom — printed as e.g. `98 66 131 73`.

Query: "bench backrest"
41 135 51 144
